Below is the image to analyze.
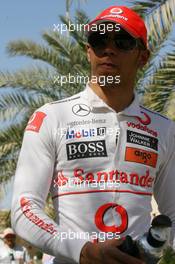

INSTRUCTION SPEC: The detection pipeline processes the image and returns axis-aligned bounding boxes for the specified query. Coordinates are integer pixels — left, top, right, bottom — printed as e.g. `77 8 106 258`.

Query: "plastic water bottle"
9 253 15 264
118 214 172 264
136 214 172 263
33 255 38 264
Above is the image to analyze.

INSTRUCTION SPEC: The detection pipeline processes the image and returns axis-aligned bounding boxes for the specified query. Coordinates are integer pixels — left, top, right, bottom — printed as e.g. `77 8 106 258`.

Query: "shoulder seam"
140 105 169 120
49 95 81 105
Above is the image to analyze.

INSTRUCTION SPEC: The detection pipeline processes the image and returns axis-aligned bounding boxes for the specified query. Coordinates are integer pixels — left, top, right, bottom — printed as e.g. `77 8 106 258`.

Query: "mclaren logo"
72 104 91 116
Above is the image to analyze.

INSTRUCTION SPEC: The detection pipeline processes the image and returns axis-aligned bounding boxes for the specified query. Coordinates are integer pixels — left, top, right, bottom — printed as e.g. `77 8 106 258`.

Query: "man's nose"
102 39 118 56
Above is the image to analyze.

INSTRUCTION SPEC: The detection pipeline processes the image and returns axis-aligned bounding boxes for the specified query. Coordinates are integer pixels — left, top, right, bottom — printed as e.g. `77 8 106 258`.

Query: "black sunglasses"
88 31 143 51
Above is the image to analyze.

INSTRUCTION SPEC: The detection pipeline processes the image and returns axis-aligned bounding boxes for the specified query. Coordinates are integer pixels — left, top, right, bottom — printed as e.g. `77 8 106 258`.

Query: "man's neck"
89 82 135 113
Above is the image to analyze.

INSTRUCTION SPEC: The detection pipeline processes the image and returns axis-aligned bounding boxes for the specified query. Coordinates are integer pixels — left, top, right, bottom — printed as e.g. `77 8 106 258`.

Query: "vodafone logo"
25 111 46 133
127 111 158 137
28 113 37 124
95 203 128 234
136 112 151 126
100 7 128 21
110 7 123 15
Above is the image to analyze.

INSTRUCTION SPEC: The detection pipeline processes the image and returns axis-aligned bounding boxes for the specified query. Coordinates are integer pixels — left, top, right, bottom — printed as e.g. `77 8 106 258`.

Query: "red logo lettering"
54 171 68 187
95 203 128 234
20 197 57 235
136 112 151 125
125 147 158 168
26 111 46 132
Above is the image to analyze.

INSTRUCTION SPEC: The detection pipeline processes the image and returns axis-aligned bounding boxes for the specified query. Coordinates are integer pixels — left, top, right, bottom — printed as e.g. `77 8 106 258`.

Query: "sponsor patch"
127 131 158 151
20 197 57 235
66 127 106 140
53 168 154 189
26 112 46 132
67 119 106 127
127 121 157 137
125 147 158 168
66 140 107 160
127 111 158 137
72 104 91 116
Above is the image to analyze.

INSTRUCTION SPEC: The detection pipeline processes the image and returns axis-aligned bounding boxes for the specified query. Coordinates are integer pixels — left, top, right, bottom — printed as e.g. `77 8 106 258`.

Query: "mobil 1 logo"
127 130 158 151
66 140 107 160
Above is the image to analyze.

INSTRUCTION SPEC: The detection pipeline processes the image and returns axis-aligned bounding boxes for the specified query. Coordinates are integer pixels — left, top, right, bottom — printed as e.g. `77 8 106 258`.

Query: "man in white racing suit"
11 5 175 264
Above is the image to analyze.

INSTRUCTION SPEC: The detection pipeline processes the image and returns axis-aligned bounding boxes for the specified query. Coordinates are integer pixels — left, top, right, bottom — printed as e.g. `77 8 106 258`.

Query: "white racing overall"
11 84 175 263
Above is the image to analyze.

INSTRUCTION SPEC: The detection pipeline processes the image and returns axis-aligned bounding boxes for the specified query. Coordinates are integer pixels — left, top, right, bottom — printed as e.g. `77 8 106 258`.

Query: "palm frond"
0 159 17 183
0 67 53 89
59 10 89 48
0 88 42 122
42 31 88 75
132 0 175 51
0 122 27 182
0 67 64 101
6 40 66 71
142 43 175 113
42 31 73 58
165 90 175 120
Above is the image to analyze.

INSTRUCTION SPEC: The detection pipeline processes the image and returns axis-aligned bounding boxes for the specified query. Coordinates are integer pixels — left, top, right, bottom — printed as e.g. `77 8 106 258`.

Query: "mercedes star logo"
72 104 91 116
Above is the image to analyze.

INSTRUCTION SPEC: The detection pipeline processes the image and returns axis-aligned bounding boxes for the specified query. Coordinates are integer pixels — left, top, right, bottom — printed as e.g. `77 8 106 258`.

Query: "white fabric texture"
11 84 175 263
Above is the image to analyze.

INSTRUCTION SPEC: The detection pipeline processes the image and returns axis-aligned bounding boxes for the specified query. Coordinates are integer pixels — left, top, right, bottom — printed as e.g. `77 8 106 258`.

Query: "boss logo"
66 140 107 160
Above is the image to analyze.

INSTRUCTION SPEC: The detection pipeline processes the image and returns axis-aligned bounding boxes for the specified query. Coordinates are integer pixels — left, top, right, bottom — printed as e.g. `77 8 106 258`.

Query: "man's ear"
86 44 91 63
138 49 150 68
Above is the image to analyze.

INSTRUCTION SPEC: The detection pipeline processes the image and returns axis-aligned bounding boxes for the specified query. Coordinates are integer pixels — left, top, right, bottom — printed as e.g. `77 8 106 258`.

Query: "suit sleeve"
153 121 175 249
11 105 88 263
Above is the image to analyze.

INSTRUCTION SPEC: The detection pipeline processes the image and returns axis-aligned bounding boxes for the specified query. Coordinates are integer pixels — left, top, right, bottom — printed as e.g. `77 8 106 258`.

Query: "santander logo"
20 197 57 235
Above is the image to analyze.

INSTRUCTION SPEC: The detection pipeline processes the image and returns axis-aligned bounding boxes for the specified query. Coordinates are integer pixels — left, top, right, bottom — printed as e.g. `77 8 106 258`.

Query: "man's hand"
80 238 145 264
